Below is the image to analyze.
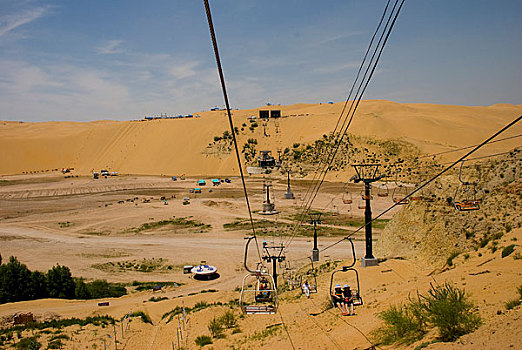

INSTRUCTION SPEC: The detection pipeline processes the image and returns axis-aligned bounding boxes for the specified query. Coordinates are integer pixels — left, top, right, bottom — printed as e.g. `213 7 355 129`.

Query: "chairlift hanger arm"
243 236 257 273
345 238 357 268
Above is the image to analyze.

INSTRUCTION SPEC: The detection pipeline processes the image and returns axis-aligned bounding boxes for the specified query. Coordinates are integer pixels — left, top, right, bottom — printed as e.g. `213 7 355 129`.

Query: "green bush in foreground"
422 283 482 341
15 336 41 350
374 283 481 345
373 300 427 345
195 335 212 347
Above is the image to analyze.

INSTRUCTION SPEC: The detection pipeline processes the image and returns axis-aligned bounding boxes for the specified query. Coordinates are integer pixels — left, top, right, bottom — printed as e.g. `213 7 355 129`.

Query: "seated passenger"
342 284 355 315
332 284 347 315
302 280 311 298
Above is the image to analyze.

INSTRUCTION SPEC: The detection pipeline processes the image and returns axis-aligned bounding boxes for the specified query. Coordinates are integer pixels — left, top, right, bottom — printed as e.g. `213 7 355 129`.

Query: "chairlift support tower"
262 241 286 289
352 163 384 267
309 213 322 262
284 171 295 199
261 180 279 215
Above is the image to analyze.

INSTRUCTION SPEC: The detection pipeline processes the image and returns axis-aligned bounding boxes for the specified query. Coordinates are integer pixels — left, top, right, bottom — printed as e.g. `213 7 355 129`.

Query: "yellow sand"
1 100 521 176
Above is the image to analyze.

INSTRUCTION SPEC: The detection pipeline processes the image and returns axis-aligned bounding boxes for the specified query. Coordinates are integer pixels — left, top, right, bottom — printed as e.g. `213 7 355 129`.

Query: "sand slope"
1 100 521 176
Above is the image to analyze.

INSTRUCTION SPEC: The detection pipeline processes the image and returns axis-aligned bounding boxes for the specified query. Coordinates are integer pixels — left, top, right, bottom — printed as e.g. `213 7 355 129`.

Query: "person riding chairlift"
258 277 271 299
333 284 348 315
342 284 355 316
302 280 311 299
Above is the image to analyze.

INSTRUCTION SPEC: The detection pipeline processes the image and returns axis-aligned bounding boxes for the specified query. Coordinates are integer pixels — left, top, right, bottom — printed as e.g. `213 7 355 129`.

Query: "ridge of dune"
1 100 521 176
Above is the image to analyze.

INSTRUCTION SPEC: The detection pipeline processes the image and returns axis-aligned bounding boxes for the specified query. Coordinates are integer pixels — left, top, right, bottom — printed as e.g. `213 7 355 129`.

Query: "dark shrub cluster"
0 256 126 304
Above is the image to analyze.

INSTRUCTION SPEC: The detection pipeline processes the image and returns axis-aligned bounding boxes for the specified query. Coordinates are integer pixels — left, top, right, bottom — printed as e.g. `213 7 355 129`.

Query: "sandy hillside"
1 100 521 176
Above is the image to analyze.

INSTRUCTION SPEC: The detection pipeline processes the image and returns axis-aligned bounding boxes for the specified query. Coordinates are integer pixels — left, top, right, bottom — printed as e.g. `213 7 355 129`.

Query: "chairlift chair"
240 272 278 314
342 192 353 204
377 182 389 197
453 161 481 212
329 239 363 309
282 268 300 290
392 184 409 205
239 237 278 315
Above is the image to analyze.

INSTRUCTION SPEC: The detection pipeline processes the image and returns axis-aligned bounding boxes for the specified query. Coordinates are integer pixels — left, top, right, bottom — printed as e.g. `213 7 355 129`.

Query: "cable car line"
203 0 262 262
289 0 404 245
286 0 406 250
397 133 522 163
318 115 521 253
319 145 519 219
293 0 393 213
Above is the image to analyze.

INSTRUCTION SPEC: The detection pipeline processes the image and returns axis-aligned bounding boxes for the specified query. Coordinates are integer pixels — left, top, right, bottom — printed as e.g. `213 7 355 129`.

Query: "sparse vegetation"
421 283 481 341
501 244 516 258
129 311 152 324
161 300 239 323
373 283 481 345
148 296 168 302
125 217 210 234
207 317 224 338
250 324 282 341
131 281 180 291
505 286 522 310
0 316 115 336
195 335 212 347
15 336 41 349
373 300 426 345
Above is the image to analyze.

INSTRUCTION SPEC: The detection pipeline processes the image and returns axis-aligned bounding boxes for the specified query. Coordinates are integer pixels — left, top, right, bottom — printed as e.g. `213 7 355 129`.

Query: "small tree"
46 264 75 299
0 256 33 303
74 278 91 299
28 271 48 300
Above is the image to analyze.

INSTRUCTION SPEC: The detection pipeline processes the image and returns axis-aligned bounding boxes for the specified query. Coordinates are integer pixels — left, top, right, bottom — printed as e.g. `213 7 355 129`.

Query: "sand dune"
1 100 521 176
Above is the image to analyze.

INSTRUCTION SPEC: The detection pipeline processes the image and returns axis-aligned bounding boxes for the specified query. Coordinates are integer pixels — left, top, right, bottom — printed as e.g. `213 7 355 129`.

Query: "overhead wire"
406 133 522 161
319 115 522 253
286 0 406 249
287 0 405 248
278 310 296 350
321 139 522 214
284 0 394 239
203 0 262 262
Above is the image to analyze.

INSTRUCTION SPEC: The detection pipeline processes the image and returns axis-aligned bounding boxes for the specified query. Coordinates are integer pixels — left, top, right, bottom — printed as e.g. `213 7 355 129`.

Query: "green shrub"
46 339 63 349
148 296 168 302
195 335 212 347
15 336 41 349
374 283 481 345
502 244 516 258
373 301 426 345
219 310 237 329
420 283 481 342
505 299 520 310
130 311 152 324
207 317 224 338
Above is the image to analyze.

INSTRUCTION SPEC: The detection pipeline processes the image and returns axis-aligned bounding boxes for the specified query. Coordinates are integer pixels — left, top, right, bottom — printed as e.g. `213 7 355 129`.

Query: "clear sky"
0 0 521 122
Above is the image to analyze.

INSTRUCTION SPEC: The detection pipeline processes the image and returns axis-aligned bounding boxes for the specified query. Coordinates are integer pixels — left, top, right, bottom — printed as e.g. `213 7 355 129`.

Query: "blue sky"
0 0 521 121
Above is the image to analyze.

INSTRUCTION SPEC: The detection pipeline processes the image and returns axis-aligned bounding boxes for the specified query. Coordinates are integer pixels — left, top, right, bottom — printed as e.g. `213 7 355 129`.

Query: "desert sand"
0 100 521 349
1 100 521 177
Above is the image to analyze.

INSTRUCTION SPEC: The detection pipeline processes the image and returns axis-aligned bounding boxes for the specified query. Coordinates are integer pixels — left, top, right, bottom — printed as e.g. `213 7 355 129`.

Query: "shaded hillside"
375 149 522 266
